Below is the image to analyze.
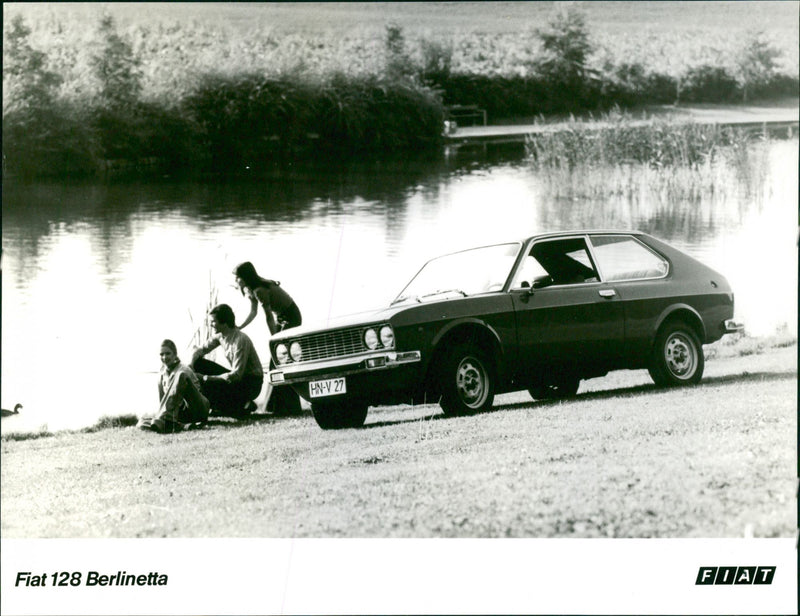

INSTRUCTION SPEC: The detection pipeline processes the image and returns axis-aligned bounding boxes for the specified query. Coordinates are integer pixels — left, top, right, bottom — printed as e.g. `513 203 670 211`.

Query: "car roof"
524 229 647 242
422 230 653 262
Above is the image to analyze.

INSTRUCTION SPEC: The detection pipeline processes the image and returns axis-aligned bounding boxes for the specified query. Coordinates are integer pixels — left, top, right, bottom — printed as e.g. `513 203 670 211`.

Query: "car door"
587 234 671 360
508 236 625 383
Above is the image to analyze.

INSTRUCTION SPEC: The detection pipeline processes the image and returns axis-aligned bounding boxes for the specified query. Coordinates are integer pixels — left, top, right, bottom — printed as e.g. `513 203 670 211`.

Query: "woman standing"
233 261 302 414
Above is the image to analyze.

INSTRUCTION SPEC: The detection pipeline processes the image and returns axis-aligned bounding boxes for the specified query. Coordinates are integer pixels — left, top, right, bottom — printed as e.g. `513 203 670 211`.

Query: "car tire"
528 377 580 400
311 398 368 430
439 343 495 416
648 320 704 386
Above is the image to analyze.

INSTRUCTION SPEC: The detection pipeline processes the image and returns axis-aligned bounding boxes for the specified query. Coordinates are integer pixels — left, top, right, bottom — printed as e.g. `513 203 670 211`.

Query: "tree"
420 38 453 86
735 31 781 103
384 24 414 81
90 14 143 110
530 3 596 105
3 14 62 114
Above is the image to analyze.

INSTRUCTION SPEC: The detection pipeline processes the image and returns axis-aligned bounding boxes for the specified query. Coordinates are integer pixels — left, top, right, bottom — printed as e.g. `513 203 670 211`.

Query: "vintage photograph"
2 1 797 613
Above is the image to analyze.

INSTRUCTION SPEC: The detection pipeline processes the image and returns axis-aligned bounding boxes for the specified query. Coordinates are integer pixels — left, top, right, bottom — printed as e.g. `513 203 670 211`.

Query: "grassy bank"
1 345 795 538
2 334 795 443
3 3 798 178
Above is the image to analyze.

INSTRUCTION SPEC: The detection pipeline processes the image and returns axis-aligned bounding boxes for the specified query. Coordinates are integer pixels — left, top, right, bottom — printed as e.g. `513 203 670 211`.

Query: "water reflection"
2 141 796 430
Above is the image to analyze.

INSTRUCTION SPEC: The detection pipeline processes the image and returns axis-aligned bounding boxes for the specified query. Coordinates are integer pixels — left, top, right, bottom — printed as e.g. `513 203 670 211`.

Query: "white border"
2 538 797 615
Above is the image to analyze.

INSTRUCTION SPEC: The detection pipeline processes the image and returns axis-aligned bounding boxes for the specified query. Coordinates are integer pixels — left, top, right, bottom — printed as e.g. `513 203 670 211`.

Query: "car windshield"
393 243 522 304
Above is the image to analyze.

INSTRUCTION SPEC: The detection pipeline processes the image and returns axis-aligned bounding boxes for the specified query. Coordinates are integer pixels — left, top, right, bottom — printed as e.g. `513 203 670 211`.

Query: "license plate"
309 377 347 398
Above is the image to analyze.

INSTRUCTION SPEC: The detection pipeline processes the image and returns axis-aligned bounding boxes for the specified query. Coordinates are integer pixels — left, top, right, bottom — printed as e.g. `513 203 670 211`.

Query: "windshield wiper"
391 295 421 305
420 288 468 299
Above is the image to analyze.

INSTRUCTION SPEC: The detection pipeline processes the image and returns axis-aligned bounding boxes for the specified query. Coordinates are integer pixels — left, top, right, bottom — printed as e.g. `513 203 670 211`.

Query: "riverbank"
1 342 795 538
5 2 798 178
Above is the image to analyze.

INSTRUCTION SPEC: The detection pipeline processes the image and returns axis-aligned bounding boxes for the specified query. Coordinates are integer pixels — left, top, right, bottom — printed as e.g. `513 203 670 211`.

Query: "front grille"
293 327 367 363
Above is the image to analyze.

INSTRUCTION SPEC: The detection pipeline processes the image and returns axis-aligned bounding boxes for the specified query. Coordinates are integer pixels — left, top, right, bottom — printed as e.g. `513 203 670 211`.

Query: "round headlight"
364 328 379 350
276 344 289 364
380 325 394 348
290 342 303 362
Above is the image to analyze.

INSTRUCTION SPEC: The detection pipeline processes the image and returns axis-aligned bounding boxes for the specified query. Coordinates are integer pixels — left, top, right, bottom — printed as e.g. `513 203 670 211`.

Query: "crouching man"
191 303 264 418
138 339 210 433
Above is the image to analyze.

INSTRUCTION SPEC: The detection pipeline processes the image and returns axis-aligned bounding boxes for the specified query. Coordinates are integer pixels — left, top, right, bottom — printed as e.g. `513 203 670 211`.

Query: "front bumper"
269 349 422 385
723 319 745 334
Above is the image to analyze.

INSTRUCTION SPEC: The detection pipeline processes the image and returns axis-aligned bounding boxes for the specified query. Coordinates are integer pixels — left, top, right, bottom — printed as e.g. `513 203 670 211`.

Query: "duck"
1 403 22 417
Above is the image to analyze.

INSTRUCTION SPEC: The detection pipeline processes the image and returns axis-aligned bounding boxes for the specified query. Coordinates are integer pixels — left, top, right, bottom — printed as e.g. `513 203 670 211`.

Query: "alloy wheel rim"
665 333 696 379
456 357 487 407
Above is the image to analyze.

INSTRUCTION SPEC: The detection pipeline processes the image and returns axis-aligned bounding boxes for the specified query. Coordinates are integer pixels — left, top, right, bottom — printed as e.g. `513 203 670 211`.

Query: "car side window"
590 235 668 281
510 255 548 288
512 238 600 288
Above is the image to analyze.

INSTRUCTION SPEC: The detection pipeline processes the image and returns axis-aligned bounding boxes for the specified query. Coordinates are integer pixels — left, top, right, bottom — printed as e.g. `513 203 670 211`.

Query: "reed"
526 113 769 212
187 271 220 354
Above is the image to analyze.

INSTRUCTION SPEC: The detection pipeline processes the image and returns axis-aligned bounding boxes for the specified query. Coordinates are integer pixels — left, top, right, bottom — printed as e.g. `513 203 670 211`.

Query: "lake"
2 140 797 431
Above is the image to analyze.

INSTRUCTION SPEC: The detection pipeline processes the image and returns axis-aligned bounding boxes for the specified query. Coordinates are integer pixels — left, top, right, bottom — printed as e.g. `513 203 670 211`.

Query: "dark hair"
160 339 178 353
233 261 278 293
233 261 260 289
209 304 236 328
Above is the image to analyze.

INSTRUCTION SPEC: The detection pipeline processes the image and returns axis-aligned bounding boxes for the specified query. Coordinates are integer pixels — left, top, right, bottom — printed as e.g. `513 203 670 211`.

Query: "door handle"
599 289 616 298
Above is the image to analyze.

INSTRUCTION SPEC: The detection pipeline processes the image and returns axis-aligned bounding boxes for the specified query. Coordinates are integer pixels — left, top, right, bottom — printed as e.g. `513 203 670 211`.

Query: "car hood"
271 304 408 340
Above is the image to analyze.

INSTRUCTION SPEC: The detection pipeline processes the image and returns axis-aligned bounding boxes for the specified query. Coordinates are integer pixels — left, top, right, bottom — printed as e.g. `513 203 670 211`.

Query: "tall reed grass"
525 111 774 214
187 271 219 355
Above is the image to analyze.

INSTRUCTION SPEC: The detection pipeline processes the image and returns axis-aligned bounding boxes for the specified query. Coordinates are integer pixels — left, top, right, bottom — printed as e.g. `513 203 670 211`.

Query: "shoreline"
2 335 795 442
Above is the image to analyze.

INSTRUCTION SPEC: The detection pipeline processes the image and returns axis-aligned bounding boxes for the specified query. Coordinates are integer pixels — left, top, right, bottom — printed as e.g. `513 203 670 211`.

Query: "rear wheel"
528 377 580 401
311 398 368 430
439 343 495 416
648 320 704 386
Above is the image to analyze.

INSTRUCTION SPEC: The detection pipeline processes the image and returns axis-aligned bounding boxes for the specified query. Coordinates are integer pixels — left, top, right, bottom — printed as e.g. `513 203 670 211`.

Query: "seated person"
138 339 210 434
191 304 264 418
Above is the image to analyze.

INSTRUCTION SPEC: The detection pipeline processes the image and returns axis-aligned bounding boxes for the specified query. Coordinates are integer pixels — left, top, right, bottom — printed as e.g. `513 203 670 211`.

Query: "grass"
80 413 140 433
704 327 797 360
1 345 795 538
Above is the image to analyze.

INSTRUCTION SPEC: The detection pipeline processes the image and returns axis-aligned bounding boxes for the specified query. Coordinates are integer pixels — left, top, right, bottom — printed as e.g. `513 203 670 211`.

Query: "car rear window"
590 235 668 281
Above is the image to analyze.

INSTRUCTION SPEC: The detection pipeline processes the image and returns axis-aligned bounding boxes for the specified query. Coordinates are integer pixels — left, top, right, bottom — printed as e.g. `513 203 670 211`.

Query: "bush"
3 104 99 178
184 72 321 171
185 72 444 172
680 64 739 103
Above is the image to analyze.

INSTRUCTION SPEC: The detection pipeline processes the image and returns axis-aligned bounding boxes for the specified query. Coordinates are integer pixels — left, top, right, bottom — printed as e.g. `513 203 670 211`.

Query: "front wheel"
438 344 495 416
311 398 368 430
648 321 704 386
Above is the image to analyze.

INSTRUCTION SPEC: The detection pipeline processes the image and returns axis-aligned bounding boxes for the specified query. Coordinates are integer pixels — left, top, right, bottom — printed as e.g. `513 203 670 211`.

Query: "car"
268 230 743 429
